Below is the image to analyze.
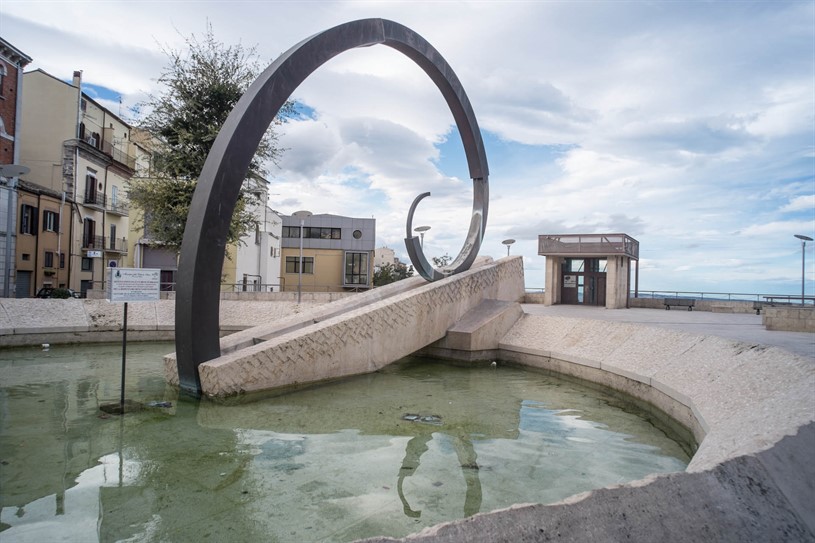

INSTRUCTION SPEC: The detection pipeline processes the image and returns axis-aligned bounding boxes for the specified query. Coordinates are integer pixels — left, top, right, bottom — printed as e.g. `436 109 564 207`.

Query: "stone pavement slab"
521 304 814 360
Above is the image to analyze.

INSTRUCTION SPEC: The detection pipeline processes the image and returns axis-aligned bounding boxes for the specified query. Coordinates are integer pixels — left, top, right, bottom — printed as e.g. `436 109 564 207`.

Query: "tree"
373 262 414 286
127 25 293 250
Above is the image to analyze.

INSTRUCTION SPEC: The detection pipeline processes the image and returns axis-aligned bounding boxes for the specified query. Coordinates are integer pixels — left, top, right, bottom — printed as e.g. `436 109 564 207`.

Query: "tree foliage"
373 262 414 286
128 25 293 250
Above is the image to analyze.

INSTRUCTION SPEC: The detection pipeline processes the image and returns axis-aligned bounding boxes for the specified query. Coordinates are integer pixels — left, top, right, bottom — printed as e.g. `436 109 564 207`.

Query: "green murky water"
0 342 690 542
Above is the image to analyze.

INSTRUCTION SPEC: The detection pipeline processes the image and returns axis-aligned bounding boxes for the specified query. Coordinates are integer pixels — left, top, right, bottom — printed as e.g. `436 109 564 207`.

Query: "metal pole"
802 239 807 307
3 180 14 297
795 235 812 306
120 302 128 412
298 219 304 304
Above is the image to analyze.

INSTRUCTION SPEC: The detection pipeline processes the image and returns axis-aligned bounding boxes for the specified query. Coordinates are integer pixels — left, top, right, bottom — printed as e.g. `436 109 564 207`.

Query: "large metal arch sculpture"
175 18 489 395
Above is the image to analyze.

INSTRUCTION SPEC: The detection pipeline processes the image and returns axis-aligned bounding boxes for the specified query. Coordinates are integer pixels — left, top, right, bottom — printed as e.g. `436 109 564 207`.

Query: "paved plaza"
521 304 815 360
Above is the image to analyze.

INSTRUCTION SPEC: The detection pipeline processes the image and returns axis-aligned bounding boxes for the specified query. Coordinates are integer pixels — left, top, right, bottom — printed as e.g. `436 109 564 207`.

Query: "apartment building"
280 213 375 292
0 38 32 297
18 69 134 296
222 175 283 292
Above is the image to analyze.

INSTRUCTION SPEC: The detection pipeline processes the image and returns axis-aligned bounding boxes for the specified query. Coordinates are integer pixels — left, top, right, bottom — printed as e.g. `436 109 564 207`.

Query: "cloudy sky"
2 1 813 295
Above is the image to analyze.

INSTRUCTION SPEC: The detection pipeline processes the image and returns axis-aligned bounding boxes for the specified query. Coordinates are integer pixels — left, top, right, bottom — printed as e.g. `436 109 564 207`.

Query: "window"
352 229 362 239
43 210 58 233
109 224 117 249
59 252 65 269
282 226 341 239
22 253 30 261
111 185 118 206
82 217 96 248
84 169 97 204
344 252 369 285
44 251 54 268
20 204 37 234
285 256 313 274
81 257 92 271
0 63 6 97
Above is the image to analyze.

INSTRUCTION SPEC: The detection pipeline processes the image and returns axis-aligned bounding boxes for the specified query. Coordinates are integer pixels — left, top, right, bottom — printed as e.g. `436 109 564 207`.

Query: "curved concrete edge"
357 314 815 543
359 422 815 543
498 315 814 472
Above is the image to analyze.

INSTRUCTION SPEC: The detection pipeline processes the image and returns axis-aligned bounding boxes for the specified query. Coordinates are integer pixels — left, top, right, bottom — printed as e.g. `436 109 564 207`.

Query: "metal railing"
83 192 106 208
107 199 129 216
102 139 137 170
107 236 128 253
82 235 105 249
632 290 814 305
81 236 128 254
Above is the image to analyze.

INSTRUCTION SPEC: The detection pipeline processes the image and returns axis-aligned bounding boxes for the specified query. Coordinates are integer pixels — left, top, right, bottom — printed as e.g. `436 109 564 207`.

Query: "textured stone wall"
185 256 526 396
0 298 324 346
763 307 815 332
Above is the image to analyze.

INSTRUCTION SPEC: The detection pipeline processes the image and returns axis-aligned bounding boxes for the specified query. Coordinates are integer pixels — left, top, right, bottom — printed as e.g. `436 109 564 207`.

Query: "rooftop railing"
538 233 639 260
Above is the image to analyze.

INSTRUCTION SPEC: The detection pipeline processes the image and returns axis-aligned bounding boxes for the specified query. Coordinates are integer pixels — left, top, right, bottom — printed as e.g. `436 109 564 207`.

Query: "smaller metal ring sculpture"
175 18 489 395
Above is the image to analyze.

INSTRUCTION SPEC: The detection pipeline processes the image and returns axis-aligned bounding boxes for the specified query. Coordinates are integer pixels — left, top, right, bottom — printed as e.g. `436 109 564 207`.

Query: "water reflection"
0 344 691 542
397 433 481 519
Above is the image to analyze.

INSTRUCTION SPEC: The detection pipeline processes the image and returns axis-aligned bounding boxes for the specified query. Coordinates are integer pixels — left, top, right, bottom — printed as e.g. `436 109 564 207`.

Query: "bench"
664 298 695 311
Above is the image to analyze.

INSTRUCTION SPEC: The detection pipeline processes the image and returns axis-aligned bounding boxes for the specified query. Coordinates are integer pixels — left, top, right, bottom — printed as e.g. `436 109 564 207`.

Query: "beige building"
538 233 639 309
18 69 134 296
125 129 180 290
280 213 375 292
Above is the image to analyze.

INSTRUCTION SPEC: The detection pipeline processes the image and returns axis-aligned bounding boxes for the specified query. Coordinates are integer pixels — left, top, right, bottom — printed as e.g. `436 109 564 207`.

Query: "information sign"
107 268 161 302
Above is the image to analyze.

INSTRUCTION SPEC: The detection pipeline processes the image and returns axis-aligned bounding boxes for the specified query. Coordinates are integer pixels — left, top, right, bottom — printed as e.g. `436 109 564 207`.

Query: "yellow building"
280 213 375 292
18 69 135 296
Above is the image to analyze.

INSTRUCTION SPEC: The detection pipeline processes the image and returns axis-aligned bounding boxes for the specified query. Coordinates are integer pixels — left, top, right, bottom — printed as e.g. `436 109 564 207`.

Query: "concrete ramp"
164 256 525 396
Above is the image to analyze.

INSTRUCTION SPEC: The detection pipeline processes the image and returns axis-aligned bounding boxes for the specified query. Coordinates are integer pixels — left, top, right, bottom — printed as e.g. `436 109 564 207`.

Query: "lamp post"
0 164 30 298
293 210 312 304
414 225 431 248
502 238 516 257
794 234 813 306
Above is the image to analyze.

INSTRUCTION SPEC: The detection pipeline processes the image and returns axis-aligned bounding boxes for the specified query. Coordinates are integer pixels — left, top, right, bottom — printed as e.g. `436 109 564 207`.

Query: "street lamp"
0 164 30 298
414 225 431 248
794 234 813 306
293 210 312 304
502 238 516 257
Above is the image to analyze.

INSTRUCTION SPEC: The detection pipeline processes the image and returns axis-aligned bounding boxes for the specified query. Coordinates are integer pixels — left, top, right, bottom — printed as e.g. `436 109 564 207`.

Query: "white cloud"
780 195 815 213
2 0 813 294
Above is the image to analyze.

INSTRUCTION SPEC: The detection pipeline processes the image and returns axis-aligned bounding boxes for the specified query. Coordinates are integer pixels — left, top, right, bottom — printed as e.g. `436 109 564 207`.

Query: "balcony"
82 235 105 250
106 236 128 254
83 192 106 210
107 199 129 216
82 235 128 255
102 139 136 170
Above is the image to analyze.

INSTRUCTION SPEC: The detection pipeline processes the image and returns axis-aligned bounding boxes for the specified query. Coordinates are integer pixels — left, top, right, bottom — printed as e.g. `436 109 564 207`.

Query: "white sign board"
107 268 161 302
87 250 103 258
564 275 577 288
